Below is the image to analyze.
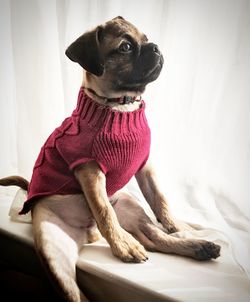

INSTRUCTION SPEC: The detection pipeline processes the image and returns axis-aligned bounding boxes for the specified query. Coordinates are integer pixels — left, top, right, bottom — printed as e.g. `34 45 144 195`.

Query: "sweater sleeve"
55 117 98 172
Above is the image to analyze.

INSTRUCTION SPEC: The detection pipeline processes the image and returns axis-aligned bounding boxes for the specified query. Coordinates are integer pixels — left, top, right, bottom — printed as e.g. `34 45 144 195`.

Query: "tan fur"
0 17 220 302
74 162 148 263
135 160 180 233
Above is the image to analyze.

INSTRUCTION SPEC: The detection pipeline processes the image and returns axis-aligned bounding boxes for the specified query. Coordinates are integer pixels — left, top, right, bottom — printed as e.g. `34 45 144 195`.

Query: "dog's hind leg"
112 192 220 261
32 201 89 302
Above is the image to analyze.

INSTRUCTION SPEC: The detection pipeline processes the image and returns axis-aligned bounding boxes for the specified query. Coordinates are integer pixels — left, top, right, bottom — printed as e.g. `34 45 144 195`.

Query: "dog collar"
85 87 141 105
107 95 142 105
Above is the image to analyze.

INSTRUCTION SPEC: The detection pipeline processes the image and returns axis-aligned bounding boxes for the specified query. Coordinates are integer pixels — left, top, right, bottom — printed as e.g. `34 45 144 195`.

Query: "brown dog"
0 17 220 302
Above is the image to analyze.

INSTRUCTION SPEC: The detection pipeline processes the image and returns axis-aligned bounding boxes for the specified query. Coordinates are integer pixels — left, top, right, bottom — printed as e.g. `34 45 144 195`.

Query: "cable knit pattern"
20 87 151 214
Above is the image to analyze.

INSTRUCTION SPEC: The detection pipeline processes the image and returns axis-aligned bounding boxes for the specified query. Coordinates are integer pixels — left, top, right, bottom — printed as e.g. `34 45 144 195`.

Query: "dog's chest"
93 127 151 195
94 128 150 170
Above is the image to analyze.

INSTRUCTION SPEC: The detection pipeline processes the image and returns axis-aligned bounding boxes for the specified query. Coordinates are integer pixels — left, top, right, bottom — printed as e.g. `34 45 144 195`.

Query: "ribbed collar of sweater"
72 87 149 134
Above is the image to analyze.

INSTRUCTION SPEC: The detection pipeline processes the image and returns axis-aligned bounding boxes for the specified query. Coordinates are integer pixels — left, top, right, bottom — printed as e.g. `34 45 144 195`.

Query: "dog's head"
65 16 164 97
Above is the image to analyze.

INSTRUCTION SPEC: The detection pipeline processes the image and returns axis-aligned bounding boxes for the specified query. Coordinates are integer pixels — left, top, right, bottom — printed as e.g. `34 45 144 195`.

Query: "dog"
0 16 220 302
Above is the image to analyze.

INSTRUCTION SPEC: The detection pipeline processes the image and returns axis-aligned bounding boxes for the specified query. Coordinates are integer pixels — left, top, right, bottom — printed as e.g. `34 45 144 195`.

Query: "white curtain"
0 0 250 276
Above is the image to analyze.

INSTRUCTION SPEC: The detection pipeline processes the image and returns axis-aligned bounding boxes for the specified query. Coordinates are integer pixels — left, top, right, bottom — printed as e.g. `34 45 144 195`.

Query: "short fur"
0 17 220 302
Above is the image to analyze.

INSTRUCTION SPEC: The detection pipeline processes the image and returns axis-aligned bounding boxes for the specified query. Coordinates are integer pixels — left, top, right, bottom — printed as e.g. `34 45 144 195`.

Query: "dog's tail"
0 176 29 191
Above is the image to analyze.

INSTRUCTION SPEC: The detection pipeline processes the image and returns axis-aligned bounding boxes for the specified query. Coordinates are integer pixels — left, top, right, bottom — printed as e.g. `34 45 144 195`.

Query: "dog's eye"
119 42 133 53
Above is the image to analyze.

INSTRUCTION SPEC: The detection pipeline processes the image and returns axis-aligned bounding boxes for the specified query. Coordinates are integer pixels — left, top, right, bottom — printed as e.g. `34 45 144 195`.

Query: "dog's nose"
148 43 161 56
153 44 160 55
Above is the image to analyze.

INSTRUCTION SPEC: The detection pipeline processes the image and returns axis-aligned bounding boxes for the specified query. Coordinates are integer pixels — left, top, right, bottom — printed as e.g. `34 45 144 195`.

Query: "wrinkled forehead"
101 18 147 48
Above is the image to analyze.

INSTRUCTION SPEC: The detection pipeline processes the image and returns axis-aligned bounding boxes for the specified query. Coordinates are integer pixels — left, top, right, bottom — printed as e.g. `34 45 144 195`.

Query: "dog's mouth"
141 55 164 83
117 55 164 92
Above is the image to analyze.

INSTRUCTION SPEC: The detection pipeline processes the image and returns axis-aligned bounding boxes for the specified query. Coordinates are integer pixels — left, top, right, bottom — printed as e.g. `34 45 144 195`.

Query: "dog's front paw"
159 217 181 234
164 223 180 234
159 215 195 234
165 219 195 234
110 228 148 263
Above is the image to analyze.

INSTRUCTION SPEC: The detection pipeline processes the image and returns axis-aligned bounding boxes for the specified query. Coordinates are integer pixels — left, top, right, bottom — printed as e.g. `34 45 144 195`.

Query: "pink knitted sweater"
20 87 151 214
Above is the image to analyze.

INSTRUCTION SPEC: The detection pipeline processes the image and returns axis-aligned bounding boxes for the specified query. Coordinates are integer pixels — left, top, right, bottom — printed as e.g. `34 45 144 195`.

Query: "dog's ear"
65 26 104 76
113 16 125 20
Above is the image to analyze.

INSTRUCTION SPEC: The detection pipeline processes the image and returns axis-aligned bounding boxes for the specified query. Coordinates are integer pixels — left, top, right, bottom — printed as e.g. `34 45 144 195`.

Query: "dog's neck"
82 74 142 112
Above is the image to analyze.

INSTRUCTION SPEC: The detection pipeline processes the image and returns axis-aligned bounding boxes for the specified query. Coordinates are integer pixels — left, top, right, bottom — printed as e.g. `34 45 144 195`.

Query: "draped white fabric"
0 0 250 282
